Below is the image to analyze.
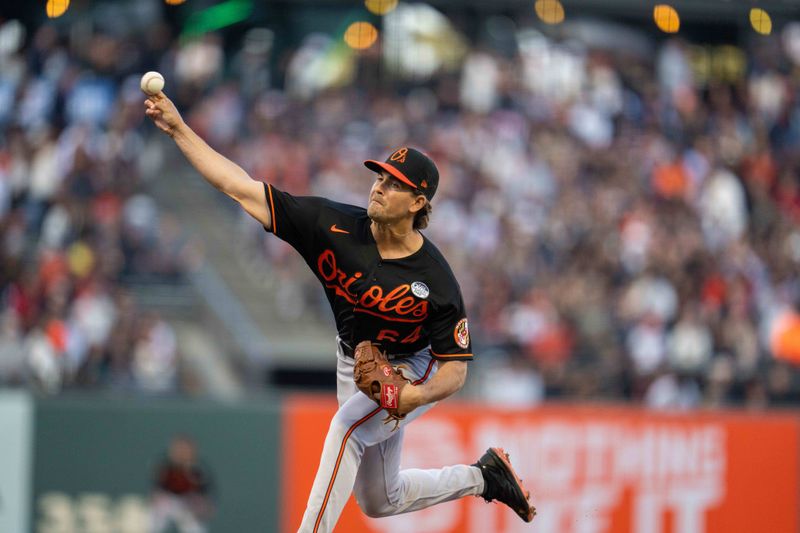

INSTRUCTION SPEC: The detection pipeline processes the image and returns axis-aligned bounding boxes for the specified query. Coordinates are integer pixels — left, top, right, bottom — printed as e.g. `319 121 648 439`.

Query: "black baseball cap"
364 147 439 200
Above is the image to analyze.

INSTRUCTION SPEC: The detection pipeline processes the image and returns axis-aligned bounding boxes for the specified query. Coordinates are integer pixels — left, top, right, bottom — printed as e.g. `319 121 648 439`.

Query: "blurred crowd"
208 18 800 409
0 19 191 394
2 2 800 408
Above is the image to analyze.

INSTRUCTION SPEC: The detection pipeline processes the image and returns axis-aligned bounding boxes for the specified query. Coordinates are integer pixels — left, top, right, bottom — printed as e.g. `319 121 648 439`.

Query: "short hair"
413 201 432 230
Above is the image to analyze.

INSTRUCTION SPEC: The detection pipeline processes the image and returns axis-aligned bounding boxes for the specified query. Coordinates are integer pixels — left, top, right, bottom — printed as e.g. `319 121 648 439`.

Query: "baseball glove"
353 340 410 430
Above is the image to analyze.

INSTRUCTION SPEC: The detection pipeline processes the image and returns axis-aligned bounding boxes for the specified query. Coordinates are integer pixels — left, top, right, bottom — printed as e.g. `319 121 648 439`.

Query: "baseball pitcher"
144 90 535 532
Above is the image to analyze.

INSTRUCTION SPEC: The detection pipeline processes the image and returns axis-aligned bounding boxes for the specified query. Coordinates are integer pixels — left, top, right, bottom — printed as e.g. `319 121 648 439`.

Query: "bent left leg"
297 387 438 532
353 427 484 518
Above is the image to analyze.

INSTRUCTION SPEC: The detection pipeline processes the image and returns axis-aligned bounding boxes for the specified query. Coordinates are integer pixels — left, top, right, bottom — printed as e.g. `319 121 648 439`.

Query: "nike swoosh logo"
330 224 350 234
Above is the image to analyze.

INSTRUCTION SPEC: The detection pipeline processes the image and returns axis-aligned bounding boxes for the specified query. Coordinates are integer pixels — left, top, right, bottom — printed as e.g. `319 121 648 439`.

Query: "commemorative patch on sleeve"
454 318 470 349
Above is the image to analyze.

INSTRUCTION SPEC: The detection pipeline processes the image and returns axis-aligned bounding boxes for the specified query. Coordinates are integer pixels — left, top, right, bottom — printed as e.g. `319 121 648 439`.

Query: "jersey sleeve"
263 183 325 257
428 295 473 362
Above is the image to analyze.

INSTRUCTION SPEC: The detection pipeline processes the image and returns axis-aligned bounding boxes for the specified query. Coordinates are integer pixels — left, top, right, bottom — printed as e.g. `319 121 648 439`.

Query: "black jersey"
263 184 472 361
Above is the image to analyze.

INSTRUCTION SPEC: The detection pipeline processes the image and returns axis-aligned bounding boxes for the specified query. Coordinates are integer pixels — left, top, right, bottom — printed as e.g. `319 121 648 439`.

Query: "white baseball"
140 71 165 96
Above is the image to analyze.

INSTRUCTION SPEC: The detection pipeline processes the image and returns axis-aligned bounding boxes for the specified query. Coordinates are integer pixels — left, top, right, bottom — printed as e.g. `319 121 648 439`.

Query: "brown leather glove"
353 340 410 430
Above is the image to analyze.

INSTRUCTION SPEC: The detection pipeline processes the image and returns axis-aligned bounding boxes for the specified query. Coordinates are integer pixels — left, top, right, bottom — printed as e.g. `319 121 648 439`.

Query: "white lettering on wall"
37 493 149 533
468 418 727 533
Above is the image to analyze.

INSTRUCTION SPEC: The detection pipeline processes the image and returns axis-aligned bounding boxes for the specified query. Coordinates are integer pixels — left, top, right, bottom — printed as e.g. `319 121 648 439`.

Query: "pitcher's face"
367 171 423 224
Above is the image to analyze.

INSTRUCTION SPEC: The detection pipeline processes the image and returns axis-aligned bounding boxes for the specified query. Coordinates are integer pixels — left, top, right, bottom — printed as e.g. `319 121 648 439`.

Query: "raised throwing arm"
144 92 271 229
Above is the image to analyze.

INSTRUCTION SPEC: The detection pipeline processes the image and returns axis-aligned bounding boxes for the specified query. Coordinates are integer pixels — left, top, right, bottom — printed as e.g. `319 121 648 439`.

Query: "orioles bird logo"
390 147 408 163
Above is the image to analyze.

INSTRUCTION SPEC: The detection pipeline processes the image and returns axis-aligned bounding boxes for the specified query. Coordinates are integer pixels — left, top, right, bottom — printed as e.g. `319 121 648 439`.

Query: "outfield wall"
31 396 282 533
283 398 800 533
0 391 33 533
1 393 797 532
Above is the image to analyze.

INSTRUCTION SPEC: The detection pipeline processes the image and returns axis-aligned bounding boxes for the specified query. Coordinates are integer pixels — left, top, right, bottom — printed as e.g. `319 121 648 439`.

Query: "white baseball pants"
297 341 484 533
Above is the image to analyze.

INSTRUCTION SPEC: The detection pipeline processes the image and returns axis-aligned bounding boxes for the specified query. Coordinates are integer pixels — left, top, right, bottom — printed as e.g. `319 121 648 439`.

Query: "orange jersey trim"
267 183 277 234
430 350 473 359
313 406 382 532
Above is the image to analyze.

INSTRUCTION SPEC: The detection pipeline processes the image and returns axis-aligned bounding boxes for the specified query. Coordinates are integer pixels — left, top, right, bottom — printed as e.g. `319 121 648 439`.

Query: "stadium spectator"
0 21 190 394
150 434 215 533
1 6 800 407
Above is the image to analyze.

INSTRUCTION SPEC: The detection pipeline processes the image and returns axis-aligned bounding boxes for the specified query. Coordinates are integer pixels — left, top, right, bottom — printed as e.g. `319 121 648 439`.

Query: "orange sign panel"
282 397 799 533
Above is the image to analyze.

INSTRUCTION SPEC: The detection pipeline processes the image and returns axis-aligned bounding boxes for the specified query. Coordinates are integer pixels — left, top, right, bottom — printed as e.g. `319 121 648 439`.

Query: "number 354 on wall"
38 492 149 533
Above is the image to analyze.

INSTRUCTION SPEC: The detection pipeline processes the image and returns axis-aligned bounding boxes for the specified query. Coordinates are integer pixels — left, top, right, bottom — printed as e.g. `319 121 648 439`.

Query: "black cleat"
474 447 536 523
